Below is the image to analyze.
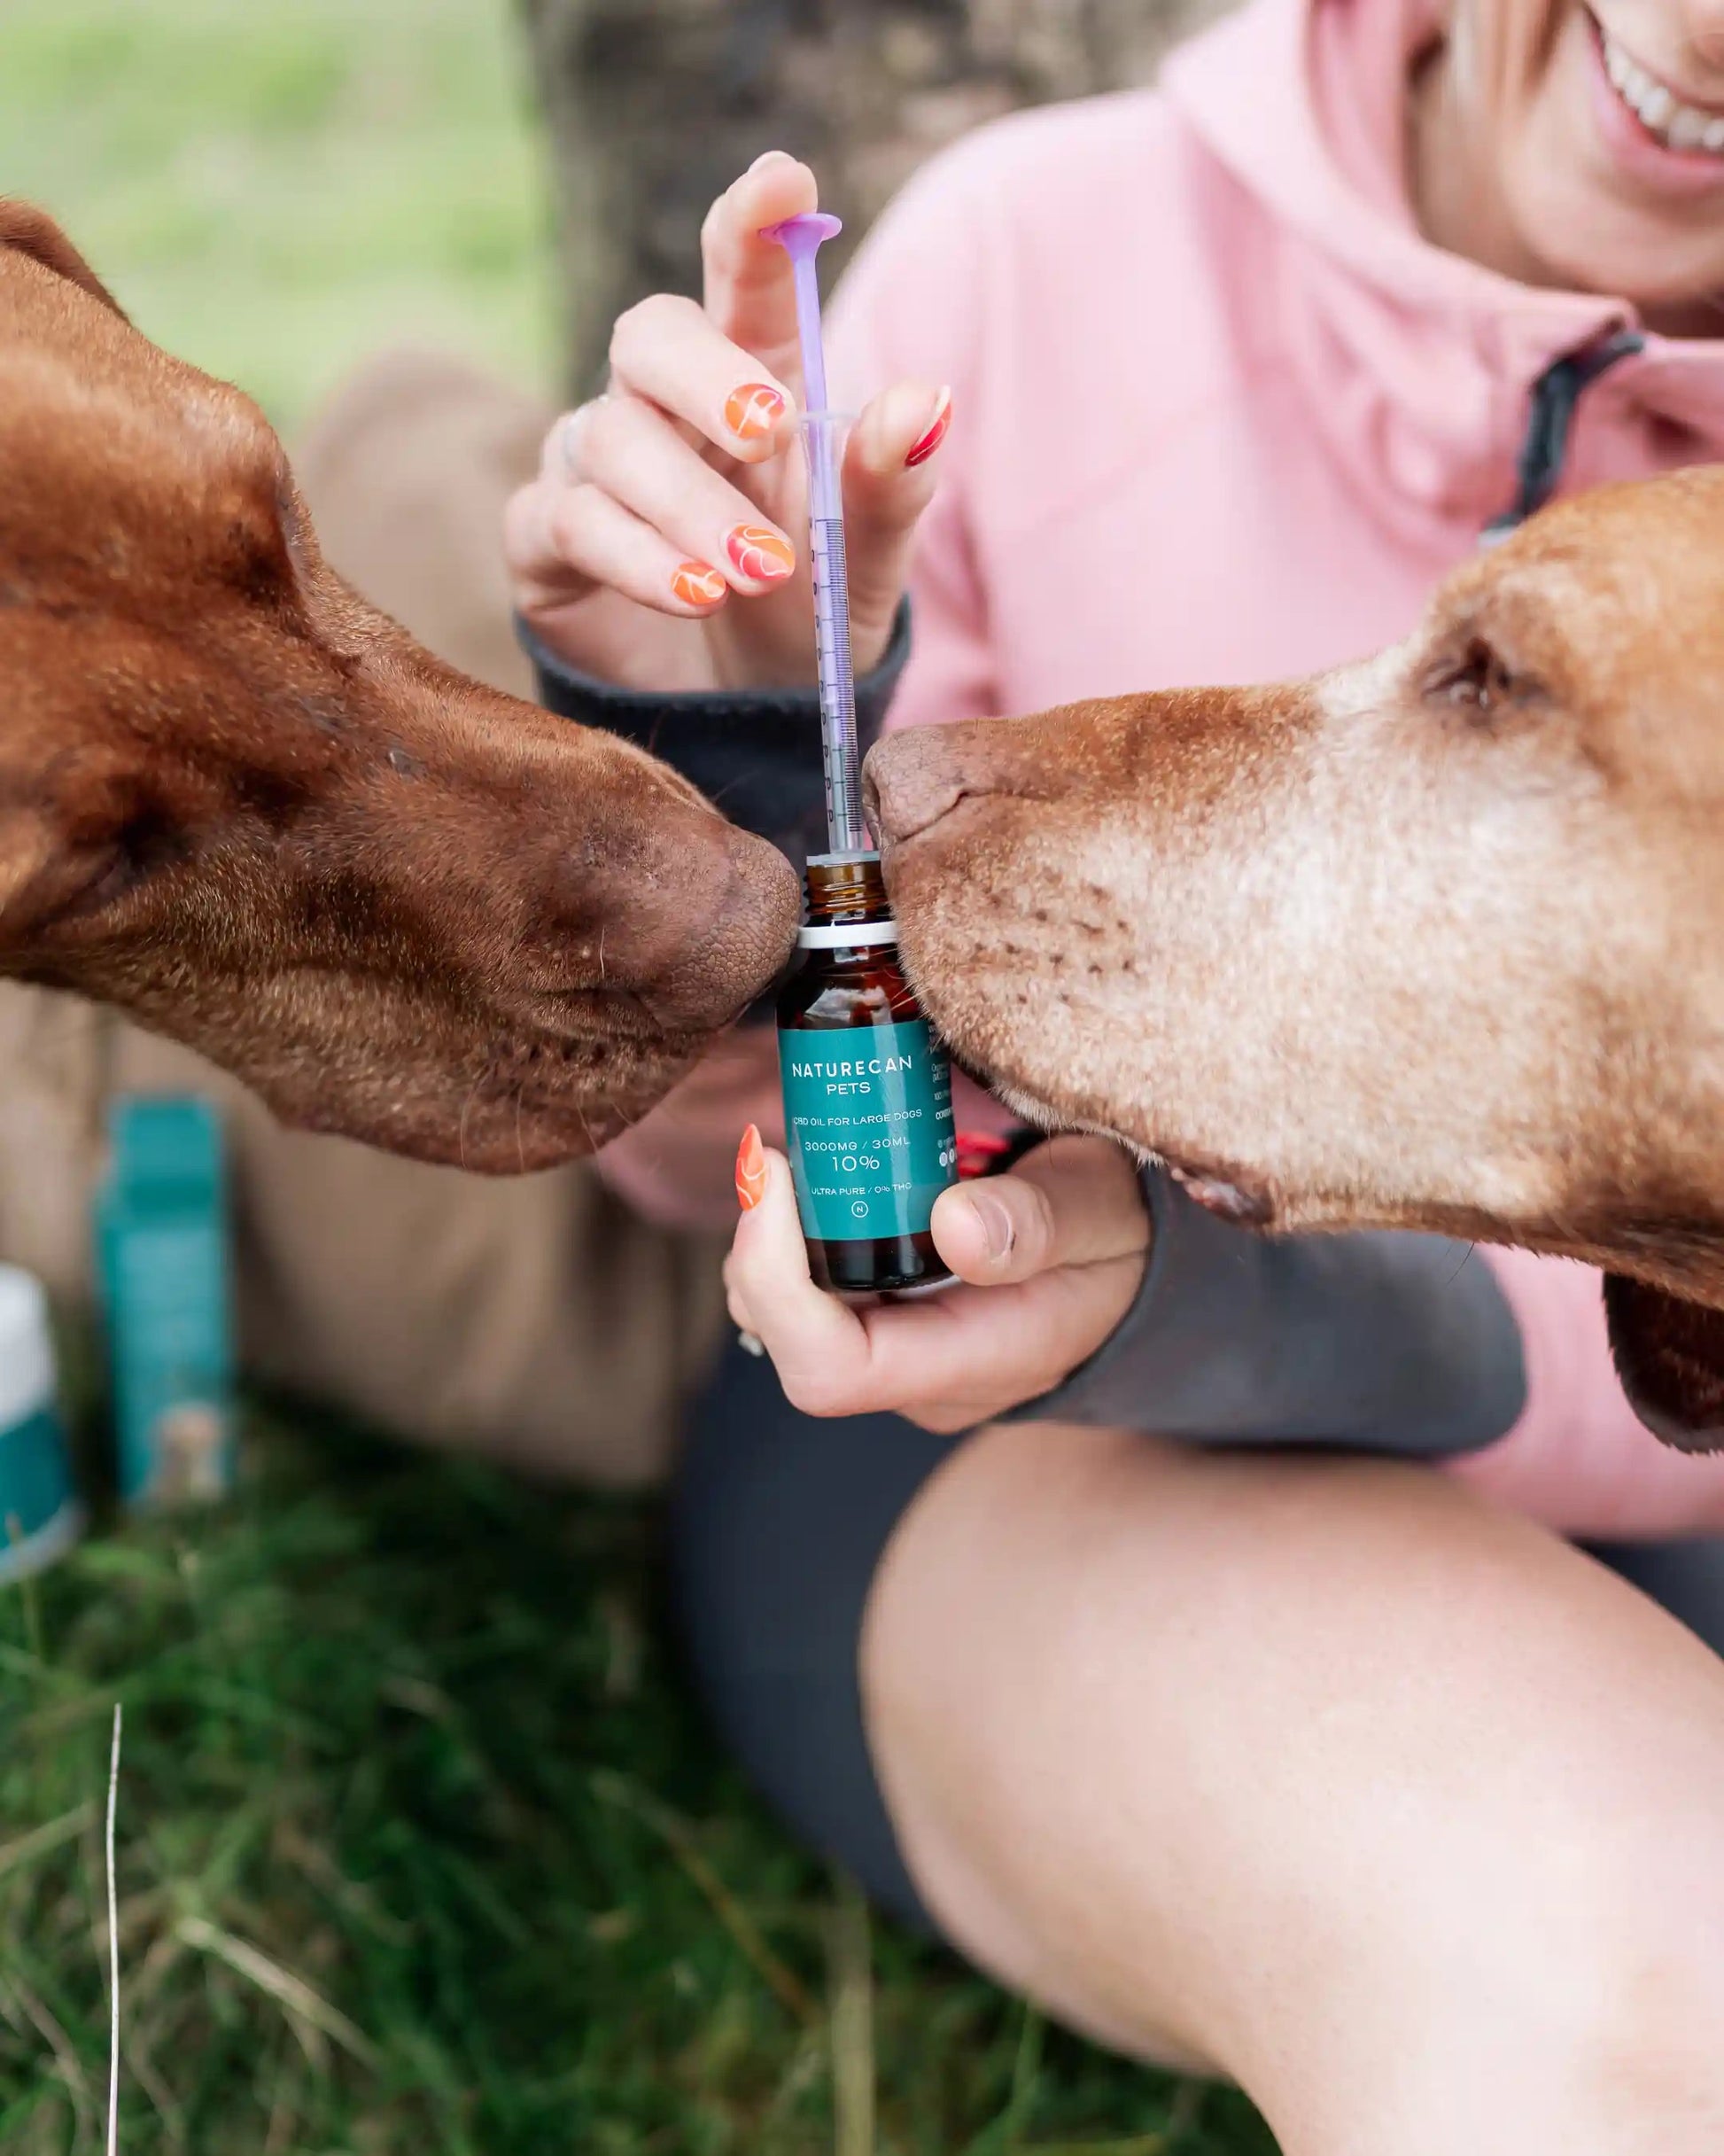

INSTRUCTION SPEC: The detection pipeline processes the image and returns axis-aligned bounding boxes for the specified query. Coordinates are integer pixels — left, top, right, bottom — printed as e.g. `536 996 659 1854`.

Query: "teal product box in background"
95 1096 236 1509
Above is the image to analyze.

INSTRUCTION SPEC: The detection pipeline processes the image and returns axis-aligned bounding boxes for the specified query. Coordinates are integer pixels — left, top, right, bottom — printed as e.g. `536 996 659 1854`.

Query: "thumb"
841 380 952 668
929 1136 1148 1287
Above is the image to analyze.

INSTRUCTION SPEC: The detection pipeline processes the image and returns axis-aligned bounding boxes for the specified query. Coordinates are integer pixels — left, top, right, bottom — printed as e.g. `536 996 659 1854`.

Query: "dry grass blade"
0 1797 96 1883
825 1874 874 2156
591 1770 817 2026
1 1973 97 2144
173 1915 380 2067
105 1703 120 2156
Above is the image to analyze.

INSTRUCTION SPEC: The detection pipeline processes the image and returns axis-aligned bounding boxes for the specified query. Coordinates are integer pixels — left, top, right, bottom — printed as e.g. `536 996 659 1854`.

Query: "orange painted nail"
905 385 953 469
726 524 795 582
725 382 787 440
672 560 727 607
736 1124 767 1210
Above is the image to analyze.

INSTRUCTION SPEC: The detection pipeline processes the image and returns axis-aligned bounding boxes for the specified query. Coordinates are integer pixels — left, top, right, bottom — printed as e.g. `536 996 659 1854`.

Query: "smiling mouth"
1591 9 1724 153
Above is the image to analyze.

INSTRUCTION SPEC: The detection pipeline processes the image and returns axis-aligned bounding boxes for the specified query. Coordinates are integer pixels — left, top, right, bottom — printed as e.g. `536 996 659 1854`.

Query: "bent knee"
856 1423 1724 2113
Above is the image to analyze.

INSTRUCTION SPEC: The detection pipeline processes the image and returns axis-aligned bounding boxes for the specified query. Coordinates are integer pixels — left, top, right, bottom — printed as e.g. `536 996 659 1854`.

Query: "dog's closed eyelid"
1420 633 1544 722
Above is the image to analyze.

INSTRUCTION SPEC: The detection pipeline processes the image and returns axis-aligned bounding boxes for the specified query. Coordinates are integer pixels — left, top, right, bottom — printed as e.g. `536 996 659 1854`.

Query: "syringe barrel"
800 405 867 852
810 510 864 852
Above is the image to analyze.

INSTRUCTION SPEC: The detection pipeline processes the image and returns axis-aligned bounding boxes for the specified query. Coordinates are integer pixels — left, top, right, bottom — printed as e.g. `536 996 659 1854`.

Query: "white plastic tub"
0 1265 83 1586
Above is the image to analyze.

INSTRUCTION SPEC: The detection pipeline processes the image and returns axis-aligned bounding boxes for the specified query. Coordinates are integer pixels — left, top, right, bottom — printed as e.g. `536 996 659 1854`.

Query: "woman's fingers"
609 292 798 465
839 379 953 662
572 393 797 592
516 155 949 665
931 1136 1150 1286
505 475 729 620
699 152 819 380
506 377 798 620
725 1140 873 1406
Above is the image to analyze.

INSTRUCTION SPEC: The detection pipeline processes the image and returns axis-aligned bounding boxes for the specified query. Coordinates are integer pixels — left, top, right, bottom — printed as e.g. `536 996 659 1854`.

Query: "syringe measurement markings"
811 511 865 852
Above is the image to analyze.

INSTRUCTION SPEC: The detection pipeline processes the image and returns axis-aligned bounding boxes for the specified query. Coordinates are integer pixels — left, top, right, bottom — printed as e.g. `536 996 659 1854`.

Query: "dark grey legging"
670 1334 1724 1933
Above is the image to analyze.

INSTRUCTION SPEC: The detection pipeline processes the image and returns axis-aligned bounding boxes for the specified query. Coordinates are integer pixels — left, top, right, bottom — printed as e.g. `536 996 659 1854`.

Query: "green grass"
1 1401 1277 2155
0 0 555 435
0 4 1278 2145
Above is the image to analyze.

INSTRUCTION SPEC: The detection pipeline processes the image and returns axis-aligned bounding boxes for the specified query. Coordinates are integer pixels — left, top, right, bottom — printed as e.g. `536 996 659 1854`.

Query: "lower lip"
1580 12 1724 198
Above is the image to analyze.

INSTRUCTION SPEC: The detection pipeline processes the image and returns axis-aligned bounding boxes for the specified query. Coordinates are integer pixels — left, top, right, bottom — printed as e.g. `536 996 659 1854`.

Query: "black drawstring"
1479 326 1645 545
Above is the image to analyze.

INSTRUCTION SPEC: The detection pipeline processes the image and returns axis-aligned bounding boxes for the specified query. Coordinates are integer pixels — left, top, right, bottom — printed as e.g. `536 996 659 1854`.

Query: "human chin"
1503 1 1724 307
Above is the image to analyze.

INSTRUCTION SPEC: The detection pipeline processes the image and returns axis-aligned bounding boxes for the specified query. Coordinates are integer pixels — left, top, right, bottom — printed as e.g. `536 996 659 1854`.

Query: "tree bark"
516 0 1226 395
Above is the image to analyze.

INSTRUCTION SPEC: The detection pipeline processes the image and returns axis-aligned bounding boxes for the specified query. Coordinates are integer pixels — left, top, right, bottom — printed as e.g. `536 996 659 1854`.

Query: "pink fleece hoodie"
616 0 1724 1536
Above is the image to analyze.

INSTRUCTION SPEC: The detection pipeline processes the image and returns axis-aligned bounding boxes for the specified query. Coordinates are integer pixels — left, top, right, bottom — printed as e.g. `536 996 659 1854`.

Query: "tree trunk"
516 0 1226 396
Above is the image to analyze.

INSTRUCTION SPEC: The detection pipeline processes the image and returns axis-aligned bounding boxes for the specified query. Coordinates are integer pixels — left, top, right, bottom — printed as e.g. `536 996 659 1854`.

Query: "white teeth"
1600 22 1724 153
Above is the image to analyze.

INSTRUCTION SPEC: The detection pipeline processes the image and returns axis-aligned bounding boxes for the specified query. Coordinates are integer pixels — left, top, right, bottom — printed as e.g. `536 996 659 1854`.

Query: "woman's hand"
504 152 951 695
726 1132 1148 1432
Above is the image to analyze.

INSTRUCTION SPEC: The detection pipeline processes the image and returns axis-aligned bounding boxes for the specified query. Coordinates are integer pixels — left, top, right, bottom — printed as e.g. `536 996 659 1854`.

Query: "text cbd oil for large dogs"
777 852 959 1296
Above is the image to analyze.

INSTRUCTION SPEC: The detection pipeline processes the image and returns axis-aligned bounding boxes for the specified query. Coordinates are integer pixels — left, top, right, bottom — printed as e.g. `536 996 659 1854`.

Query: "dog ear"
0 200 127 321
1604 1273 1724 1453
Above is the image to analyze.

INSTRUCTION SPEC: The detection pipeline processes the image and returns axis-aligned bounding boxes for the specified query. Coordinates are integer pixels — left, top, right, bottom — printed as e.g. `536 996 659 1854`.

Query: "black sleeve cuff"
516 597 913 872
1002 1166 1526 1459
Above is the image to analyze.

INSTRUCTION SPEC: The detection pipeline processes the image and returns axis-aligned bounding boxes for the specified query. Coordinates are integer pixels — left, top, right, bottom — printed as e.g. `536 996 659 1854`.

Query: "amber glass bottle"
776 852 958 1296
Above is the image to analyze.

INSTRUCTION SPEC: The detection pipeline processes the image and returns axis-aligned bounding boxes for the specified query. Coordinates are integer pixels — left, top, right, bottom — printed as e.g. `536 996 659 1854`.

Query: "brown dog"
866 468 1724 1450
0 202 798 1172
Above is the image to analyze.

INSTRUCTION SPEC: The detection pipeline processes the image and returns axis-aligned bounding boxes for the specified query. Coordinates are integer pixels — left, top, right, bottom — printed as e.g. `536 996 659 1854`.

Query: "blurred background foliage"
0 0 555 434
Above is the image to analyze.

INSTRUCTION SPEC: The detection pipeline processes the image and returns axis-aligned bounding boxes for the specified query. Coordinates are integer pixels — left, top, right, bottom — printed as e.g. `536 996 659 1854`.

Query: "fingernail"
965 1187 1015 1263
725 383 787 441
736 1124 767 1210
904 385 953 469
748 149 795 174
726 524 795 583
672 560 727 606
955 1130 1012 1180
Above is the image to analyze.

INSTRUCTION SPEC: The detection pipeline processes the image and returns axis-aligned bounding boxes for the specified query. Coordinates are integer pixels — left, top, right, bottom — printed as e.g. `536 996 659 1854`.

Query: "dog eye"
65 807 187 921
1426 637 1533 722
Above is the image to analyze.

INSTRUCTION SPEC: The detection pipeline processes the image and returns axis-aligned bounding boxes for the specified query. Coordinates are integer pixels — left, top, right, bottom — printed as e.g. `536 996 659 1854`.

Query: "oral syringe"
760 205 959 1296
759 211 867 856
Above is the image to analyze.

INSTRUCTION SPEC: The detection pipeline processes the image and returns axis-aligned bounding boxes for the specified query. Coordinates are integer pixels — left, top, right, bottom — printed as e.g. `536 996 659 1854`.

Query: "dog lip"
520 981 668 1041
1161 1158 1276 1226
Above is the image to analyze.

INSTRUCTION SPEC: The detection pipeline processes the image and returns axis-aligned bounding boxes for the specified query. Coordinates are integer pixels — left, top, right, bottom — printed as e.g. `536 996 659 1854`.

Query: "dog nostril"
613 816 799 1033
864 734 975 844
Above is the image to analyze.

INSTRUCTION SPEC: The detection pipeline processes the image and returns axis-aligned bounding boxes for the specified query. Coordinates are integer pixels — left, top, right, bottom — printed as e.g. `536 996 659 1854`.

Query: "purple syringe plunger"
759 210 868 856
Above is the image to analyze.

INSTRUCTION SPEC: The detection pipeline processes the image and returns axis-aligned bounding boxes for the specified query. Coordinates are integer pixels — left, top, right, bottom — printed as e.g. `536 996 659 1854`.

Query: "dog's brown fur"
866 469 1724 1450
0 202 799 1171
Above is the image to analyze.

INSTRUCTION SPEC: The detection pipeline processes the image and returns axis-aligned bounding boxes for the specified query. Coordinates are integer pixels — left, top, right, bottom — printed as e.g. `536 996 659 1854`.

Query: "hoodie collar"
1162 0 1724 541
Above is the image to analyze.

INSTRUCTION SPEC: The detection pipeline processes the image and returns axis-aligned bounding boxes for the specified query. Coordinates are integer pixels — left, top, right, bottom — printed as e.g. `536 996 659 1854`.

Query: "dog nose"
865 720 1043 845
597 805 802 1033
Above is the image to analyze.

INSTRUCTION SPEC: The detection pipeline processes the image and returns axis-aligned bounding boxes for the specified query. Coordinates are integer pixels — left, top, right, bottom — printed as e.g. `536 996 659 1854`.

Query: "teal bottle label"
779 1018 959 1242
102 1218 233 1506
0 1406 74 1545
